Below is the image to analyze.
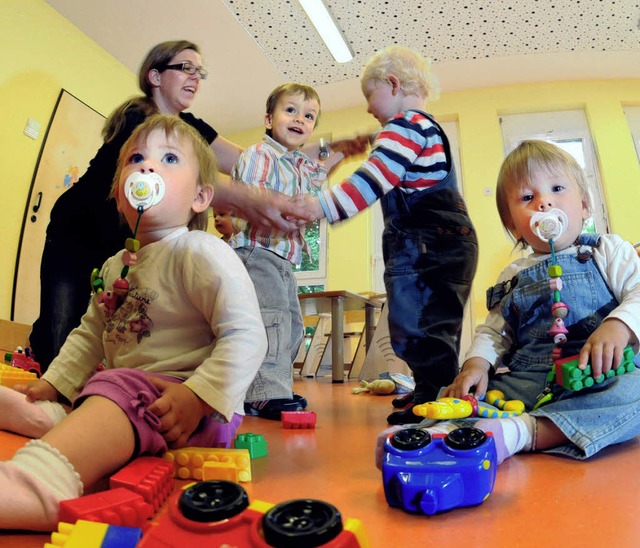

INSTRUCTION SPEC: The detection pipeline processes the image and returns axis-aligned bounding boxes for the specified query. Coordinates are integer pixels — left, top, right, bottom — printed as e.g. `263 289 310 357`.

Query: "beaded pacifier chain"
90 172 165 312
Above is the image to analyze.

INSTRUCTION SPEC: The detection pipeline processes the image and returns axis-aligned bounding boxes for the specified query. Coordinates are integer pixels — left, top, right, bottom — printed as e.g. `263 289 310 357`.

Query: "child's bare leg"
0 395 135 531
42 395 135 487
534 417 569 450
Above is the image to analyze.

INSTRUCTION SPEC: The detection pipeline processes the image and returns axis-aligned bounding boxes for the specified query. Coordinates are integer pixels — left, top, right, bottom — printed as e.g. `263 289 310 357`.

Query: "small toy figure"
413 390 525 420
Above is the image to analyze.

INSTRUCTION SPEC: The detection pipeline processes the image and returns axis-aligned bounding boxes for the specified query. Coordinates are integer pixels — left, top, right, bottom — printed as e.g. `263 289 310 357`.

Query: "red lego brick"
110 457 175 512
59 487 153 528
281 411 317 429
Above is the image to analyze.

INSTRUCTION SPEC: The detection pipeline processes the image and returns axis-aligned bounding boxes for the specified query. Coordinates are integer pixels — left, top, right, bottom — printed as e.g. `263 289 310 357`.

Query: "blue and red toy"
382 427 497 515
138 480 369 547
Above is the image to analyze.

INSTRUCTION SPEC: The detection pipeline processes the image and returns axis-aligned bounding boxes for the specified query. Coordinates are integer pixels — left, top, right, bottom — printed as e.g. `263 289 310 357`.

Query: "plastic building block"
138 480 369 547
548 345 637 391
110 456 175 512
164 447 251 482
281 410 317 429
45 519 141 548
234 432 268 458
382 427 497 515
59 488 153 528
0 362 38 388
5 347 41 376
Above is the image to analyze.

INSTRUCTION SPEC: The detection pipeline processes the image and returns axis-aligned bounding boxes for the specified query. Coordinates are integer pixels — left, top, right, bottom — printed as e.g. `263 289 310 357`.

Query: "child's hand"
12 379 59 403
578 318 634 379
330 134 371 158
146 377 213 448
442 358 491 399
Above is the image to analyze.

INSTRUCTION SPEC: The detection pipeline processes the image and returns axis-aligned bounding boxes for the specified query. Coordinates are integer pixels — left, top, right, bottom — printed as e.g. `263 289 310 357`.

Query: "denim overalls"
485 234 640 458
381 119 478 403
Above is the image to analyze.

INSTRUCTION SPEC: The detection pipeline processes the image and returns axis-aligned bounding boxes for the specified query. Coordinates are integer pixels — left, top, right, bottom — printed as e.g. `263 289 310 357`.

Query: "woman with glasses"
28 40 329 374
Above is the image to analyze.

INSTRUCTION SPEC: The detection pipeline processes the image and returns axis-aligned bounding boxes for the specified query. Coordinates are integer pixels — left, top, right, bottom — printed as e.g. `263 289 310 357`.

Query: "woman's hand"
212 177 316 232
442 358 491 399
13 379 59 403
146 377 213 448
578 318 634 379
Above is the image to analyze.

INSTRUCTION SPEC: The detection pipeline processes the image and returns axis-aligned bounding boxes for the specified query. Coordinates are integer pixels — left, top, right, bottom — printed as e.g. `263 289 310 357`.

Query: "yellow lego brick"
0 363 38 388
46 520 108 547
202 460 246 482
164 447 251 482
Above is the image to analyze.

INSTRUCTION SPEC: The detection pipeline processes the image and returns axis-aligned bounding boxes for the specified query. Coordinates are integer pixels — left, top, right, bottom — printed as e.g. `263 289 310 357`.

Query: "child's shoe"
386 404 423 425
244 393 307 420
391 390 414 408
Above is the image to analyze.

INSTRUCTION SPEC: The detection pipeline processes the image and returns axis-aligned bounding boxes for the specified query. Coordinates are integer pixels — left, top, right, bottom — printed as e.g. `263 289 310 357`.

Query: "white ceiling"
45 0 640 135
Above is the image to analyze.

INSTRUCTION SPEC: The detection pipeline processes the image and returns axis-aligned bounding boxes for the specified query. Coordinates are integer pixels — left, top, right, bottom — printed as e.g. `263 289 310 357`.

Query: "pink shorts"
75 369 243 457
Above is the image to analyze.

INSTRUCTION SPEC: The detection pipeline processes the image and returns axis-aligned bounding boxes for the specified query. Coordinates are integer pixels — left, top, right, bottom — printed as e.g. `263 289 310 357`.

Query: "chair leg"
300 314 331 377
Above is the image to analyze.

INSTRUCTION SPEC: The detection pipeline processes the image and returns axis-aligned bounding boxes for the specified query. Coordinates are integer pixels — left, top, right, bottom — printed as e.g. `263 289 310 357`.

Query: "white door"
370 120 474 366
12 90 105 324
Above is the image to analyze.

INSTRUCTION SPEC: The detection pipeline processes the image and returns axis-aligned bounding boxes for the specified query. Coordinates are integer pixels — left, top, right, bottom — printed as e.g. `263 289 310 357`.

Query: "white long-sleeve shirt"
466 234 640 369
43 228 267 421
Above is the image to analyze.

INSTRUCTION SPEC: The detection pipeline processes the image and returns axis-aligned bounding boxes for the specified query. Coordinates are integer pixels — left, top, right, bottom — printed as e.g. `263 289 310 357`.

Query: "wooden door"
11 90 105 324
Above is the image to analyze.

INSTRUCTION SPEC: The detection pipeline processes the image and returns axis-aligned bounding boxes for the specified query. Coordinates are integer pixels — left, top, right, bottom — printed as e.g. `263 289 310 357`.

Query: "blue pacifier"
530 208 568 241
124 172 165 210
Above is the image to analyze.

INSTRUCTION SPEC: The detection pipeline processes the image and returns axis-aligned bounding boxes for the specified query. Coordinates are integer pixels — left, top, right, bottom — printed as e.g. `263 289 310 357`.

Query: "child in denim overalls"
434 140 640 463
305 45 478 424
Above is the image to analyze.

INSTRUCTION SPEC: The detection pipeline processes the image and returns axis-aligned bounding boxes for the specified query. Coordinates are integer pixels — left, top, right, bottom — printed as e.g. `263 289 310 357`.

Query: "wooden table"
298 290 381 382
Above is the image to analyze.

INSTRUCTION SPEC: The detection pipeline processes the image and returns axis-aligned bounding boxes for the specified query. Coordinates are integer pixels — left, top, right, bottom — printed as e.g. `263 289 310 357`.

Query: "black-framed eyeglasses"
162 61 208 80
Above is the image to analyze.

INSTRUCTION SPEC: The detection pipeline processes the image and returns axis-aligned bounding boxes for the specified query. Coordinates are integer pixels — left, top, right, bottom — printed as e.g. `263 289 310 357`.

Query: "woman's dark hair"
103 40 200 142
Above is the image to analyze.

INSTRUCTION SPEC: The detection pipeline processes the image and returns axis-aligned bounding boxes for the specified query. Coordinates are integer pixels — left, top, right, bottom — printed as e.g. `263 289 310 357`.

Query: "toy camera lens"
391 428 431 451
178 480 249 523
262 499 343 547
445 427 487 450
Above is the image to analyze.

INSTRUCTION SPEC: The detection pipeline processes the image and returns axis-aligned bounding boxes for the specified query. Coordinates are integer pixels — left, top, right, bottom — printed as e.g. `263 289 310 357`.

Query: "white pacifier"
124 172 165 210
530 208 569 242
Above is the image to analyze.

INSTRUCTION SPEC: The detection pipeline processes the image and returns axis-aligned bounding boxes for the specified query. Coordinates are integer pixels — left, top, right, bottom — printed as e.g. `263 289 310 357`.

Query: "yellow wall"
0 0 138 319
229 79 640 325
2 1 639 331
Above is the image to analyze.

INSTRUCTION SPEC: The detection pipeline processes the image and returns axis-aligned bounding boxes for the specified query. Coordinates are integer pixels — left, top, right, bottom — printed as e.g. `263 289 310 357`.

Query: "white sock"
0 386 67 438
375 421 461 470
476 414 536 464
0 439 83 531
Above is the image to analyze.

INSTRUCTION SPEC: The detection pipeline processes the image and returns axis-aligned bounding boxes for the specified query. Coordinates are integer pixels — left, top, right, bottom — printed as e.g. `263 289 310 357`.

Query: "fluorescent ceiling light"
298 0 353 63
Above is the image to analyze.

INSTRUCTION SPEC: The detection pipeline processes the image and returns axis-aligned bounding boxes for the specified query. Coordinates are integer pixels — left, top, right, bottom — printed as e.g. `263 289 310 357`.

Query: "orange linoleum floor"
1 376 640 547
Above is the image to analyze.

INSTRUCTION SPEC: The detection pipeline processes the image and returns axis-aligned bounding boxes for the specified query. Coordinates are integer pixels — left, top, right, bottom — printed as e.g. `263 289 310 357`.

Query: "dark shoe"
244 393 308 421
386 405 423 425
391 390 414 408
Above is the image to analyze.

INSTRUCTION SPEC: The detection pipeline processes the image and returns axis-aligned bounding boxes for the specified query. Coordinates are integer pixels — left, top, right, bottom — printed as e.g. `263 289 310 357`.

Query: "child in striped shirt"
306 45 479 424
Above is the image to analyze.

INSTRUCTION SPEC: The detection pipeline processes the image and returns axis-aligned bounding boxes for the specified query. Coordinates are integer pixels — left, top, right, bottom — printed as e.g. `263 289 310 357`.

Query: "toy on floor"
46 520 142 548
281 410 317 429
0 362 38 388
412 390 525 420
163 447 252 482
109 456 175 512
382 427 497 515
234 432 268 458
4 346 41 377
58 488 154 529
379 371 415 394
137 480 369 547
351 379 395 395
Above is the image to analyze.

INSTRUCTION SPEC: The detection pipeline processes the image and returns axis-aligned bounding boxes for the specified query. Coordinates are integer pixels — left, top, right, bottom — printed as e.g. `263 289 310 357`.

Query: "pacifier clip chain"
91 205 144 307
547 238 569 361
